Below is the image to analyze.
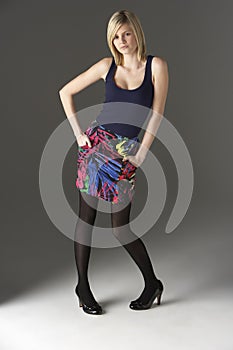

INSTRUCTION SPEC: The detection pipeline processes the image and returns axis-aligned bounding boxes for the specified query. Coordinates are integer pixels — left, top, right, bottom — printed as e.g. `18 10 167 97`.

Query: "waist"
93 119 141 139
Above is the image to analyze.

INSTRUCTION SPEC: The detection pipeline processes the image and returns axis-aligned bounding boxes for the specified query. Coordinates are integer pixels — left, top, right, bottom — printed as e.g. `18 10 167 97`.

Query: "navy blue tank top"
95 55 154 138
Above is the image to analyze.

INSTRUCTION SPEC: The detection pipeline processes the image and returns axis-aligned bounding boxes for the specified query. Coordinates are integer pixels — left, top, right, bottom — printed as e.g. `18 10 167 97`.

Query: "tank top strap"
144 55 154 83
105 58 116 82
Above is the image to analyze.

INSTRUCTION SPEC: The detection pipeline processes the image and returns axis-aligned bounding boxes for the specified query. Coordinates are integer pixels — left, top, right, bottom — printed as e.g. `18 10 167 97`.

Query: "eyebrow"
115 30 130 35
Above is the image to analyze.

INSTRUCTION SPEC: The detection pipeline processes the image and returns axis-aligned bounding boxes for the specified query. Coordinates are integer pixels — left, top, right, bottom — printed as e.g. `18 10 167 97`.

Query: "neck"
122 53 147 70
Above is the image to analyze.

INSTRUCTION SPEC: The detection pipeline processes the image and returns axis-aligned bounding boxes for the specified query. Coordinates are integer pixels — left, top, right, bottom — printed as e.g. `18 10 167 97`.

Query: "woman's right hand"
76 132 92 148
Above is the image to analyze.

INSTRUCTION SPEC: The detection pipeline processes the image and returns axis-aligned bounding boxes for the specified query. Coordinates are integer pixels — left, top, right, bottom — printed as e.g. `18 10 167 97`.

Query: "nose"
120 40 127 46
119 34 127 43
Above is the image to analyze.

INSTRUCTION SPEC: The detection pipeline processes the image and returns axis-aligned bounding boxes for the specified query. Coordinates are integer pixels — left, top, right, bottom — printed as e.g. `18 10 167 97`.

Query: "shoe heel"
157 291 162 305
75 285 103 315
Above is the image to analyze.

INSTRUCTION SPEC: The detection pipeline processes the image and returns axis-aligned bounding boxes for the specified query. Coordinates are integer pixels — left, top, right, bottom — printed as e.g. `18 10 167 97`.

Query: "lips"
120 45 128 49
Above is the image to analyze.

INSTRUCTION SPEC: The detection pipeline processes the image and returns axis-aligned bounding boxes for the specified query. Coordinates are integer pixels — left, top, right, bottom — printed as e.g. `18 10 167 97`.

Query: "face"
112 23 138 54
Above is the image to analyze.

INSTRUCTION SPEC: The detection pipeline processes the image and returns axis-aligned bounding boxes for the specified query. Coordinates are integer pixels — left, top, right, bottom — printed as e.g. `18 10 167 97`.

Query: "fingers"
123 156 138 168
78 135 92 148
86 136 92 148
123 156 129 162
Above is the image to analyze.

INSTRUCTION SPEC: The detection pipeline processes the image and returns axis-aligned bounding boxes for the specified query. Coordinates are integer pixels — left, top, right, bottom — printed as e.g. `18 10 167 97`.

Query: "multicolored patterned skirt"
76 119 140 204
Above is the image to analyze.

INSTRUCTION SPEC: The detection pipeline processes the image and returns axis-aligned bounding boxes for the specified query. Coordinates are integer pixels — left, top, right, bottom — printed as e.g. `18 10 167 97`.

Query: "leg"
74 191 99 306
111 197 161 304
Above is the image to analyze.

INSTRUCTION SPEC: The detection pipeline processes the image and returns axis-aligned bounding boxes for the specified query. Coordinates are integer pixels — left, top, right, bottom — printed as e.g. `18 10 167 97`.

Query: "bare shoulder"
151 56 168 69
151 56 169 84
82 56 112 79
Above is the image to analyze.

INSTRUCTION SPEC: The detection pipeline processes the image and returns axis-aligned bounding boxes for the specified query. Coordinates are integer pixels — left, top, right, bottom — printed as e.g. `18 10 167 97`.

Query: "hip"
81 119 140 158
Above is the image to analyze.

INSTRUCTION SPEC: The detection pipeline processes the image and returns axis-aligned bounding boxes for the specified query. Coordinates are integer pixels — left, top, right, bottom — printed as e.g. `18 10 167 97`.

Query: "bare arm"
136 56 169 161
58 57 110 139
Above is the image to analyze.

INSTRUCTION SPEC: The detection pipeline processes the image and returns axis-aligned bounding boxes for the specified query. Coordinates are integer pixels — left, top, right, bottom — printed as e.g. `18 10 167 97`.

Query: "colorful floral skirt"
76 119 140 204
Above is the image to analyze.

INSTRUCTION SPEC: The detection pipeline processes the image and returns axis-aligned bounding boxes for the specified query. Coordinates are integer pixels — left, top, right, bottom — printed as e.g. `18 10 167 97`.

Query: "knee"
112 225 130 245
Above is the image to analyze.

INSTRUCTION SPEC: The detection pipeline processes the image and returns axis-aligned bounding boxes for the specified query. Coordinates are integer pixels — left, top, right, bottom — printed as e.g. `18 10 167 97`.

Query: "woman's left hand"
122 154 144 168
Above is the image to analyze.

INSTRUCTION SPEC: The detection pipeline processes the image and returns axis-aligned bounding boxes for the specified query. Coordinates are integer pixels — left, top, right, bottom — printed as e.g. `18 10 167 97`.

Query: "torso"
96 54 156 138
101 56 156 89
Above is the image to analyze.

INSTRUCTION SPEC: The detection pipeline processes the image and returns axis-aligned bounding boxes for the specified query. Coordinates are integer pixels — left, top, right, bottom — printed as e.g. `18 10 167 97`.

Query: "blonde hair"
106 9 147 65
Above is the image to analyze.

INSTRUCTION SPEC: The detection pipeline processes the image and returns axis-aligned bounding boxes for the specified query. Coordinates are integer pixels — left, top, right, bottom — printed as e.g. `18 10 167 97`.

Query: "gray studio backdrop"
1 0 232 347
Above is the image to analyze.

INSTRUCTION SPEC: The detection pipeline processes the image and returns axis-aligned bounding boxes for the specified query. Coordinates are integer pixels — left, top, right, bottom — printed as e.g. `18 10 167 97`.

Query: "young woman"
59 9 169 315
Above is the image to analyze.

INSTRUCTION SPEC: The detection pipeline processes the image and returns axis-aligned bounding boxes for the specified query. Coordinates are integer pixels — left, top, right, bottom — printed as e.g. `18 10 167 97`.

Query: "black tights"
74 190 160 305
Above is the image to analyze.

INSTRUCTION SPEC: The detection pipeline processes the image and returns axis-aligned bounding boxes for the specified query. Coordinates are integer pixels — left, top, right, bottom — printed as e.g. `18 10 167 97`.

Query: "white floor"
1 267 233 350
1 204 233 350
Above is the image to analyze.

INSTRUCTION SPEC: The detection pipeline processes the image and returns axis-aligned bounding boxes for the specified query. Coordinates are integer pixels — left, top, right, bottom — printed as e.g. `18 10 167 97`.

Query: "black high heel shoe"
129 279 164 310
75 285 103 315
